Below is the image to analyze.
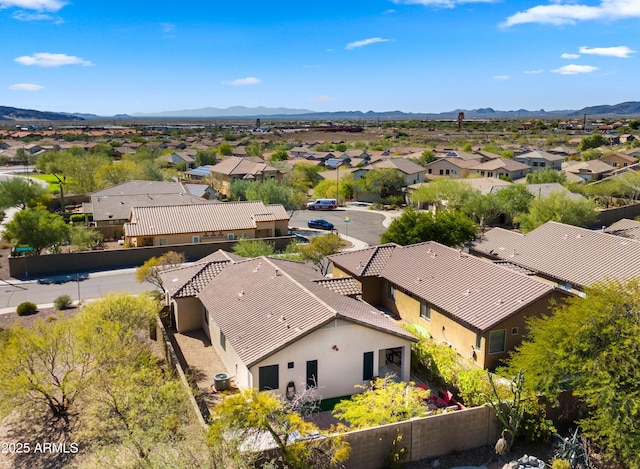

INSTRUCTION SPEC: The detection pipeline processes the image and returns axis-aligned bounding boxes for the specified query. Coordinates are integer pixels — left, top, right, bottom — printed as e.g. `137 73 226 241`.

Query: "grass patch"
316 395 352 412
30 174 62 192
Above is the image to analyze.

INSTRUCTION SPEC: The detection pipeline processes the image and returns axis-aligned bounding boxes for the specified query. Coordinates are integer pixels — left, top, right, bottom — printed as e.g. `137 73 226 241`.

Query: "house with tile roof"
599 152 639 169
468 158 530 181
469 221 640 296
513 150 565 171
562 159 614 182
424 157 480 179
329 242 568 369
160 256 416 400
603 218 640 242
124 200 290 247
82 180 214 239
199 156 283 197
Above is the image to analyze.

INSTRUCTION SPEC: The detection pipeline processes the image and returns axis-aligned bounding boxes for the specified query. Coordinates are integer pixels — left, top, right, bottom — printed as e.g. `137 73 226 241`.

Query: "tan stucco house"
123 200 290 247
329 242 569 370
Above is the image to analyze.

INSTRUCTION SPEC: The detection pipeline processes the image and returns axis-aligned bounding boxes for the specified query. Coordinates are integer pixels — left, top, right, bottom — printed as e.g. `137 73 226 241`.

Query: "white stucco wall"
249 318 413 400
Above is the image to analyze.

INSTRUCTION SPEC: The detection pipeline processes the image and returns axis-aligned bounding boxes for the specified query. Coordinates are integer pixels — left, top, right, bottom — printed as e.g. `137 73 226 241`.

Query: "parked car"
307 219 334 230
306 198 337 210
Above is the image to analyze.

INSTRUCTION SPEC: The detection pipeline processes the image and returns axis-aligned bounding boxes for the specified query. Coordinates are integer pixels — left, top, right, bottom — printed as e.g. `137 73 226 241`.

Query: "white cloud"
493 75 510 80
345 37 390 50
160 22 175 34
14 52 93 67
224 77 261 86
523 69 544 74
312 96 335 102
552 64 599 75
392 0 495 8
561 53 580 59
0 0 66 11
579 45 635 57
504 0 640 27
9 83 43 91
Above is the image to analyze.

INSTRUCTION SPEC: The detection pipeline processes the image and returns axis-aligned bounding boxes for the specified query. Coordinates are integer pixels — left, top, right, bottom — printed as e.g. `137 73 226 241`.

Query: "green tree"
462 191 501 231
232 238 276 258
217 142 233 156
579 148 602 161
515 191 598 233
332 376 429 429
69 224 104 251
195 148 218 166
135 251 185 288
410 150 436 167
299 233 344 275
207 388 350 468
409 178 474 211
0 177 47 209
270 149 289 161
577 134 607 152
503 279 640 468
355 168 404 199
2 206 69 254
525 167 567 184
381 207 477 247
494 184 535 227
285 162 323 193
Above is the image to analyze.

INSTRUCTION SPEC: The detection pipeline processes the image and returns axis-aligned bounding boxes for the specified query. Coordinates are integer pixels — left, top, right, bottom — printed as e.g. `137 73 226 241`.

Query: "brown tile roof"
124 201 290 237
471 158 530 172
378 242 555 331
197 257 415 367
160 260 231 298
329 244 398 277
470 221 640 288
604 218 640 242
330 242 556 331
369 158 426 175
209 156 280 176
313 277 362 296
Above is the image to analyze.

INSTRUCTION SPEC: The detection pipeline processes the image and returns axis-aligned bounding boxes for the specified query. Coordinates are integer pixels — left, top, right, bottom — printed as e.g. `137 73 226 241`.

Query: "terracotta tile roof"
604 218 640 242
378 242 555 331
124 201 290 237
470 221 640 288
313 277 362 296
329 244 398 277
197 257 415 367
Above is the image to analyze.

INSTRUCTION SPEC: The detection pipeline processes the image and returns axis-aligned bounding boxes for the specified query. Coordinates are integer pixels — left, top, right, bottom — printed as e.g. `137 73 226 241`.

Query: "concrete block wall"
341 406 499 469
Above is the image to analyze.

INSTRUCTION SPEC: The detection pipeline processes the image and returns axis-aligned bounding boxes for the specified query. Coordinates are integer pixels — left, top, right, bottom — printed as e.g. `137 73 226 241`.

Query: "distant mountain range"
3 102 640 122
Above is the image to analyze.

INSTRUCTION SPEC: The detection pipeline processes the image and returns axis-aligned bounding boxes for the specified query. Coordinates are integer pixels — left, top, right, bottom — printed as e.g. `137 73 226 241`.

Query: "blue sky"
1 0 639 115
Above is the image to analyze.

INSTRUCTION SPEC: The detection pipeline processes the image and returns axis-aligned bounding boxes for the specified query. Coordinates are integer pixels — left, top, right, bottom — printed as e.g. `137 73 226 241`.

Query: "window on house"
439 169 444 175
227 234 235 241
540 162 546 167
445 169 450 175
489 330 506 354
428 169 432 174
192 235 200 244
220 330 226 351
288 362 294 369
512 327 519 335
159 238 168 246
487 172 494 177
623 163 628 167
420 301 431 321
475 332 482 351
387 284 396 301
532 161 539 167
258 365 279 391
363 351 374 381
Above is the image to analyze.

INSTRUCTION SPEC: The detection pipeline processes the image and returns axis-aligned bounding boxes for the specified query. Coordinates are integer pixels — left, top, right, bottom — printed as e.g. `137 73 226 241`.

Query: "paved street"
0 204 402 312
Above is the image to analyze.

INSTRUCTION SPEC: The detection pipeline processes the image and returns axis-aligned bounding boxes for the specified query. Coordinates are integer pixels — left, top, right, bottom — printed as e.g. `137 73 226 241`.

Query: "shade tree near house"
502 279 640 469
354 167 405 200
410 178 475 212
2 206 69 254
135 251 186 289
514 190 598 233
525 167 567 184
298 232 344 275
380 206 477 247
0 177 47 210
206 388 350 468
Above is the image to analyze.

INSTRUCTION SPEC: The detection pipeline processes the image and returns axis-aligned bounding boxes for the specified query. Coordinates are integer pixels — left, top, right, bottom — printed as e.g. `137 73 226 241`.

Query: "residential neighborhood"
1 116 640 468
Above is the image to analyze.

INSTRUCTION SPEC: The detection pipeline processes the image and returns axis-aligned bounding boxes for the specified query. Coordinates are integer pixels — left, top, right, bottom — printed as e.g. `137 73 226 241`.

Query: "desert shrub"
54 295 72 310
16 301 37 316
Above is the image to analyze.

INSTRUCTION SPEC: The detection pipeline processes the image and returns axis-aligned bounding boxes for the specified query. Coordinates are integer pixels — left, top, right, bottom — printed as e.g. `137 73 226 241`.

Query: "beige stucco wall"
249 319 413 400
172 297 203 333
425 159 468 179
